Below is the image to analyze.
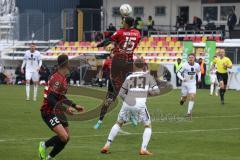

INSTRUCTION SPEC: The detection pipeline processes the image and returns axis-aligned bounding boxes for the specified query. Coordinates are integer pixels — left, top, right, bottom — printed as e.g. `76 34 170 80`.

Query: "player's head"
134 58 145 71
30 43 36 52
219 48 225 57
57 54 70 71
188 53 196 64
123 16 134 29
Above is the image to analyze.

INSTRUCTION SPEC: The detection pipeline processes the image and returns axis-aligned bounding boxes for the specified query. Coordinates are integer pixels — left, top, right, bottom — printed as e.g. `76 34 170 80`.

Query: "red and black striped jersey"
110 28 141 62
40 71 68 113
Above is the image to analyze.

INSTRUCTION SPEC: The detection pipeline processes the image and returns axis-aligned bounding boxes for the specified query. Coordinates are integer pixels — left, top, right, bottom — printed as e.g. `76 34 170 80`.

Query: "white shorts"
210 74 218 84
181 83 196 96
117 104 151 126
25 71 39 81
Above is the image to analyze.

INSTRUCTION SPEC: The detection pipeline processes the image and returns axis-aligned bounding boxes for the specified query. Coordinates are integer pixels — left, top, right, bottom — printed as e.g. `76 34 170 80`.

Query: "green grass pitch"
0 85 240 160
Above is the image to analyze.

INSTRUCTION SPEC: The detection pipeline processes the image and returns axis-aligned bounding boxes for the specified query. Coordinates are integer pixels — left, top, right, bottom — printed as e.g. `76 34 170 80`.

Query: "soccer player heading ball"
39 54 84 160
21 43 42 101
94 16 141 129
101 58 160 155
177 54 201 119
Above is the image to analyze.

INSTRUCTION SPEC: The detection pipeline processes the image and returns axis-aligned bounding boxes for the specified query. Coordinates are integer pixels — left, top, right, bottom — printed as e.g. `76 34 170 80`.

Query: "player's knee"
59 134 69 143
189 94 195 101
116 121 123 127
182 96 187 101
144 124 151 128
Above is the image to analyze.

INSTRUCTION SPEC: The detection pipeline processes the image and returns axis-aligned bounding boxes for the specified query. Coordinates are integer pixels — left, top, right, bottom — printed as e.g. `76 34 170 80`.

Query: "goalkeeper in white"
21 43 42 101
177 54 201 119
100 59 160 155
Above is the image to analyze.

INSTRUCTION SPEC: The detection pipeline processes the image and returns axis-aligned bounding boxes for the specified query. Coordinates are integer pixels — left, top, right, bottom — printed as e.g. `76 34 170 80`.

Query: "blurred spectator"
51 65 58 74
107 23 116 32
198 58 206 89
134 17 144 34
193 16 202 31
147 16 155 31
227 9 237 38
0 72 9 84
174 58 182 87
70 67 80 86
176 12 188 31
98 53 113 87
15 65 25 84
95 32 103 42
39 65 50 85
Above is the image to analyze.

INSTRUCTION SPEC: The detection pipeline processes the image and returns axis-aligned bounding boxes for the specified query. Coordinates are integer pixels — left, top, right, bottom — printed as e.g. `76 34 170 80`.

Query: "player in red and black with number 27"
38 55 84 160
94 16 141 129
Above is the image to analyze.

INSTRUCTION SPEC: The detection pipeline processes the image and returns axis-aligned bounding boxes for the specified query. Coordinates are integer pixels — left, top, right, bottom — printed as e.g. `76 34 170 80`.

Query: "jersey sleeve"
21 52 28 69
118 77 129 100
177 64 185 74
149 74 157 88
111 30 120 42
212 58 217 65
148 74 160 95
226 58 233 67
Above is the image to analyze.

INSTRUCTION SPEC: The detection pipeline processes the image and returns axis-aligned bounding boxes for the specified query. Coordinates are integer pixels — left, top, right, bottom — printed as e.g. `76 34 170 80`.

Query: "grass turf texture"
0 85 239 160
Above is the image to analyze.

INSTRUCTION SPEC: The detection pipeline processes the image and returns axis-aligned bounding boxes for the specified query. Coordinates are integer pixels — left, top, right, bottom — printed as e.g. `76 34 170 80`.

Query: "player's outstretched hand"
66 106 75 115
75 105 85 112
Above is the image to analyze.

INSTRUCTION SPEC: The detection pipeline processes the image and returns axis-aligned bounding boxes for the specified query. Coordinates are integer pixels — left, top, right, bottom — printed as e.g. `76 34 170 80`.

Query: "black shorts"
216 72 228 85
110 58 133 95
41 112 68 130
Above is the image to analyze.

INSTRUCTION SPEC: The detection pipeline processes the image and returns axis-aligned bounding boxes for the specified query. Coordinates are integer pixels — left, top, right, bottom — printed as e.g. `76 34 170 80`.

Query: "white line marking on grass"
0 128 240 143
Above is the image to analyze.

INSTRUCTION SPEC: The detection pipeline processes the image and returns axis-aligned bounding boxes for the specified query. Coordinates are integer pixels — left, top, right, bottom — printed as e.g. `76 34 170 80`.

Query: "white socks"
105 124 152 151
33 84 38 100
215 86 219 95
106 124 120 146
26 83 30 100
26 83 38 101
141 127 152 150
210 84 214 95
187 101 194 114
210 84 219 95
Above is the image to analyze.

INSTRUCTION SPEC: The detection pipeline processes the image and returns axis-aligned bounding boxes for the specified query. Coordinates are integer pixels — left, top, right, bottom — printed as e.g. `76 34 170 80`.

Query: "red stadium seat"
172 37 178 42
195 36 202 42
183 36 190 41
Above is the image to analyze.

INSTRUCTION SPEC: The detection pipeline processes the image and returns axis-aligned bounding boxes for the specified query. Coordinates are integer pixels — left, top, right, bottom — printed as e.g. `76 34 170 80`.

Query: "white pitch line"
0 128 240 143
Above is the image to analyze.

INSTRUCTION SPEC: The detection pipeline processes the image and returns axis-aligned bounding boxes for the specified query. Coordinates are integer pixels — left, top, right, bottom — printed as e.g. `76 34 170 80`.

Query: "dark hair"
134 58 145 69
57 54 69 67
188 53 196 57
123 16 134 27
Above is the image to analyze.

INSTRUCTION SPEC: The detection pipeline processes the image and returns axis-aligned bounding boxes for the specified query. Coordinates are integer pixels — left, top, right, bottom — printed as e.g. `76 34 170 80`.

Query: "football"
119 4 132 16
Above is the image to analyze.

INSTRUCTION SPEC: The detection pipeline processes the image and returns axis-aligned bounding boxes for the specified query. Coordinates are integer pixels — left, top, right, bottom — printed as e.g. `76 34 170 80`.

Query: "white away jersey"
178 62 200 84
23 50 42 72
119 71 159 108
